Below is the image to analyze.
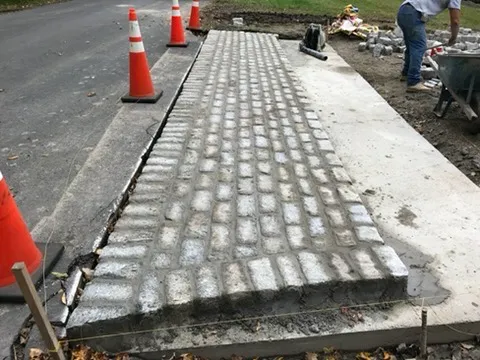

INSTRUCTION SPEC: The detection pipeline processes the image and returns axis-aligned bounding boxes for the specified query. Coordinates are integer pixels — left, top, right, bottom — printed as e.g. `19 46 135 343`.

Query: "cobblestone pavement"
68 31 408 337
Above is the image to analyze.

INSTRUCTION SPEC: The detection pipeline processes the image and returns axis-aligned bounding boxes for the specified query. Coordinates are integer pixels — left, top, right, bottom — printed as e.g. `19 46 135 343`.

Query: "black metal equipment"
299 24 328 61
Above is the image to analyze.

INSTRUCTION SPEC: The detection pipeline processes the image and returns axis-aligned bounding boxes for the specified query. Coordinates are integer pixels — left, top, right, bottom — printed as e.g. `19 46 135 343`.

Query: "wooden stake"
11 262 66 360
420 308 428 359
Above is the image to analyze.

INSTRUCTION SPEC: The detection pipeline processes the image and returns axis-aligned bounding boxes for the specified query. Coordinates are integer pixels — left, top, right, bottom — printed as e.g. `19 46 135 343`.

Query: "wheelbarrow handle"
427 42 448 50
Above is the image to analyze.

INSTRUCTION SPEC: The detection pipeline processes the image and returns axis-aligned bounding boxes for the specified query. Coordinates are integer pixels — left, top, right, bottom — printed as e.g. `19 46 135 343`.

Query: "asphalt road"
0 0 173 229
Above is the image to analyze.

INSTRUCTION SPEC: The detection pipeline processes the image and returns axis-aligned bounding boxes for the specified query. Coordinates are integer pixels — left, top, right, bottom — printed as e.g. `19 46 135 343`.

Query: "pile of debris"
429 28 480 53
359 27 480 58
357 27 480 85
358 29 405 57
329 4 379 39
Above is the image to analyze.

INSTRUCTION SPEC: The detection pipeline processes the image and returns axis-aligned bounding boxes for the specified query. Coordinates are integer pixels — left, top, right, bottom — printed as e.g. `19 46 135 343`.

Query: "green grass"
0 0 63 11
217 0 480 29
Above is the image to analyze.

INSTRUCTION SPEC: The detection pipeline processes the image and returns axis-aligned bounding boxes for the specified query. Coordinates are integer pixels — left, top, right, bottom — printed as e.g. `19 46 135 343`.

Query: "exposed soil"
201 3 394 39
202 6 480 186
329 36 480 186
202 3 337 39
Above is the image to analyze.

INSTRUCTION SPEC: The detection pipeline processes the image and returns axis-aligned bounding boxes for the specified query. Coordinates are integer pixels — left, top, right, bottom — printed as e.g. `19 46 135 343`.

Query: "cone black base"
0 243 64 303
121 90 163 103
167 41 189 48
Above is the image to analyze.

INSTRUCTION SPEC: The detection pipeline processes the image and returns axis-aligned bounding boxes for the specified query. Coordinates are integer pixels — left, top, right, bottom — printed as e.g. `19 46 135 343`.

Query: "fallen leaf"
180 354 194 360
357 352 371 360
357 312 364 322
461 343 474 350
323 347 335 355
95 248 103 255
305 352 318 360
91 350 109 360
87 91 96 97
51 271 68 279
255 320 261 332
61 292 67 305
29 348 46 360
82 267 94 281
8 155 18 160
71 344 90 360
19 327 30 345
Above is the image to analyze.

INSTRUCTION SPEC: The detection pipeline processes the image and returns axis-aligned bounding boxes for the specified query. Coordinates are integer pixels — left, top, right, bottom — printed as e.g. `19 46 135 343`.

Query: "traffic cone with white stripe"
167 0 188 47
122 8 163 103
187 0 201 31
0 171 63 302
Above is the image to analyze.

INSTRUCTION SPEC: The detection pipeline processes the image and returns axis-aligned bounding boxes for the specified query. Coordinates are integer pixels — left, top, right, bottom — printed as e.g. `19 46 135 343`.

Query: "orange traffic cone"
121 8 163 103
167 0 188 47
0 171 63 302
187 0 201 31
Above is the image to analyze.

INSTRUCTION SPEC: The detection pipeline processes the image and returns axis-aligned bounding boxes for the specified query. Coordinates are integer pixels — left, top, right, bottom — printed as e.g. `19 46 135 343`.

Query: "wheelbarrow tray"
436 53 480 92
432 53 480 121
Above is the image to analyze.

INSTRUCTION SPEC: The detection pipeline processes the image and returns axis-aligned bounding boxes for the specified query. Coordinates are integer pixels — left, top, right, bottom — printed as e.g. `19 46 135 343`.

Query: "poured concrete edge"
65 315 480 359
64 40 480 357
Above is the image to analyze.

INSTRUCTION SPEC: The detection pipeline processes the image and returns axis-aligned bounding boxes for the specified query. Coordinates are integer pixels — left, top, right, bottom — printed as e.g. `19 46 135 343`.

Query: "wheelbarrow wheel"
463 92 480 135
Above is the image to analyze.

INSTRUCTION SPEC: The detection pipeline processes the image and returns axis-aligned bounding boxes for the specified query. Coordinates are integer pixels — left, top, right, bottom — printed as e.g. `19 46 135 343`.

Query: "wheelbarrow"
427 53 480 131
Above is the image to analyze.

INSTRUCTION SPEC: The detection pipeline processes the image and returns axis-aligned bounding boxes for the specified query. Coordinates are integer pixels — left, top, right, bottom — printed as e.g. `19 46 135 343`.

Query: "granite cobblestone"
69 31 408 332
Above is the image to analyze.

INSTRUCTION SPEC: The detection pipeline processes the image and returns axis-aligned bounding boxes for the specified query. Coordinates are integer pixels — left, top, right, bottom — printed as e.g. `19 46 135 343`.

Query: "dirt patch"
329 36 480 186
202 2 335 39
201 2 396 39
396 206 418 228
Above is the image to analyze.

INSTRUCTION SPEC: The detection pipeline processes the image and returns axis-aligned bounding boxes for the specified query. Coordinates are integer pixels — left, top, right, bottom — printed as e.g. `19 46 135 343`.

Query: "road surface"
0 0 173 229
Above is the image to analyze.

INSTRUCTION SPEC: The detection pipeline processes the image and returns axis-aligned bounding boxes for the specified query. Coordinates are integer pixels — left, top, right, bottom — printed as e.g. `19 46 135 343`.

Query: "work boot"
406 82 431 93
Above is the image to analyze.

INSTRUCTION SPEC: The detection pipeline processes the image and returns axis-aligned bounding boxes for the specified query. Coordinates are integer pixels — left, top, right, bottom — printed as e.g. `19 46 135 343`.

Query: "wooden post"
420 308 428 359
11 262 66 360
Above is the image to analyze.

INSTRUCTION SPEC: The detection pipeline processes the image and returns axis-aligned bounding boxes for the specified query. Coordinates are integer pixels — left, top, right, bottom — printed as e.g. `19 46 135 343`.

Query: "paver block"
68 31 408 344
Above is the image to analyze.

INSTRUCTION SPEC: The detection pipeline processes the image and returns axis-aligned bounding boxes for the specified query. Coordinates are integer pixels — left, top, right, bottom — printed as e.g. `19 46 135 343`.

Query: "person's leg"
402 44 411 77
407 21 427 86
397 8 410 77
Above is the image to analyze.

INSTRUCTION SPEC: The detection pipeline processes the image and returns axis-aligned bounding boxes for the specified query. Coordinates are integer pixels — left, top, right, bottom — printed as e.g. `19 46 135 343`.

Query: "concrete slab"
67 31 408 351
281 41 480 315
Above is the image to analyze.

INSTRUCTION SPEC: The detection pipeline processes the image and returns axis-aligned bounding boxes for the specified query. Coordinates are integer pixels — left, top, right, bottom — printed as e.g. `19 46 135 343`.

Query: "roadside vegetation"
208 0 480 29
0 0 65 12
